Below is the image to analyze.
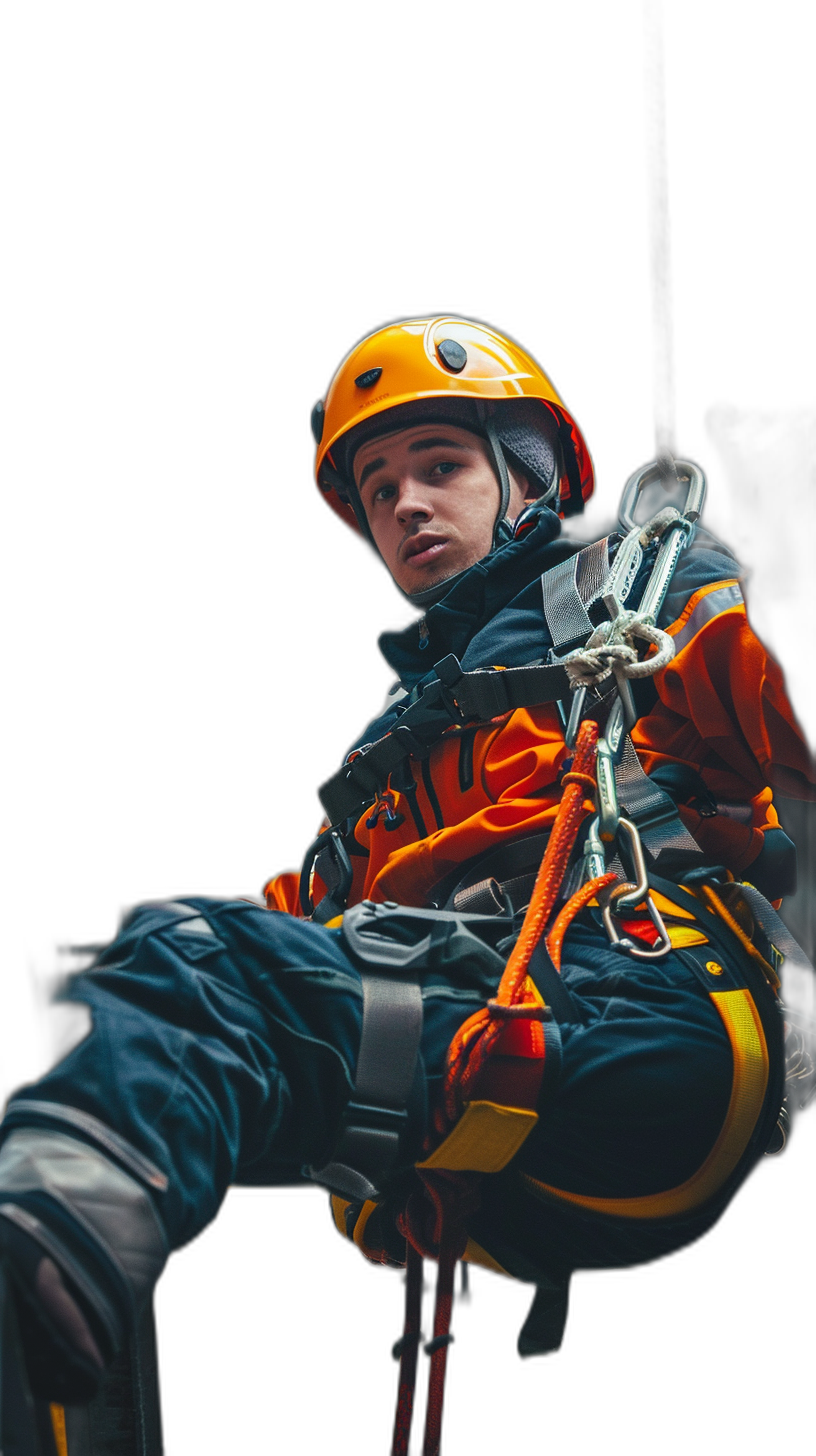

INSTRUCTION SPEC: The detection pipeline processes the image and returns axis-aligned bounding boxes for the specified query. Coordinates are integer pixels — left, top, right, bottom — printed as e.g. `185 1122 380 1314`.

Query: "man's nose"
395 475 433 523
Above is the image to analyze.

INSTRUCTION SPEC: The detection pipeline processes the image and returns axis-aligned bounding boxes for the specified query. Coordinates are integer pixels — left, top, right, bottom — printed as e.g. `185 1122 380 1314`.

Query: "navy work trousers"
6 899 736 1258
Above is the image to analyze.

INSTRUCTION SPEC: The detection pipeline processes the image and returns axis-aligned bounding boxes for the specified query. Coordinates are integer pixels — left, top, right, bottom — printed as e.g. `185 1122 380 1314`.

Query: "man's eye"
373 483 396 503
432 462 457 476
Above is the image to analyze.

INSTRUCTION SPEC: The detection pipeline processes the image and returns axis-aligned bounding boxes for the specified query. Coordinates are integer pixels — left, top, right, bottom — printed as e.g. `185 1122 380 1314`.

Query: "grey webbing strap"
434 829 551 913
309 973 423 1203
614 737 704 865
541 539 611 651
738 886 811 969
542 555 593 651
355 974 423 1110
575 536 611 609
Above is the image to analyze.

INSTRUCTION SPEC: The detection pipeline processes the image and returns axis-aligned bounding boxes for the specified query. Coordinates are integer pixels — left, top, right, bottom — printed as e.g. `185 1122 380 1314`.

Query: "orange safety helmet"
312 316 594 540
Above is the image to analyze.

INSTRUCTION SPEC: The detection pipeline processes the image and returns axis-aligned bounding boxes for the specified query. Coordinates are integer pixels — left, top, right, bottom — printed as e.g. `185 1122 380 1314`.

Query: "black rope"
641 0 679 492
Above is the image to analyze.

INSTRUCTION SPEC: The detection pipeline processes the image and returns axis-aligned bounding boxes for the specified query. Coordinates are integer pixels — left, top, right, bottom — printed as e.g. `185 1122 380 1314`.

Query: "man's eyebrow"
407 436 470 453
357 437 470 491
358 456 387 490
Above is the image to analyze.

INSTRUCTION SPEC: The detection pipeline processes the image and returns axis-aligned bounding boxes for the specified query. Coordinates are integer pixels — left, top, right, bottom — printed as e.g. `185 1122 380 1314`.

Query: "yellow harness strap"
522 986 769 1219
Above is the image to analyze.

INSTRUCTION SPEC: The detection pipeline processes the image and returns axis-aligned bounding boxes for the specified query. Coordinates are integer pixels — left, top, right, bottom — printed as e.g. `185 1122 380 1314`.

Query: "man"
0 316 813 1453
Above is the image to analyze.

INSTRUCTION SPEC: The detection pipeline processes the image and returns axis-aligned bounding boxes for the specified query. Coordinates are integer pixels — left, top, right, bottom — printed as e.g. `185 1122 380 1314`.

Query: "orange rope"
547 871 618 971
443 719 599 1123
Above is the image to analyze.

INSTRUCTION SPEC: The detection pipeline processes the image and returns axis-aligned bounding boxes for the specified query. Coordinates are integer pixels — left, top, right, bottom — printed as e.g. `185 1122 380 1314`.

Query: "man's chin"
394 551 483 604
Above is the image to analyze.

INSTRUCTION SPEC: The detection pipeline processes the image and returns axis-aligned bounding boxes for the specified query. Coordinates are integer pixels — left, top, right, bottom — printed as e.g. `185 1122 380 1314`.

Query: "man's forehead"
352 421 483 474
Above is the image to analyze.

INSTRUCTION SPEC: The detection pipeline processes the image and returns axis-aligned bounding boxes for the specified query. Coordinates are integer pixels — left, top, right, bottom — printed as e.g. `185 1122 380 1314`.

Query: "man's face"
353 423 529 595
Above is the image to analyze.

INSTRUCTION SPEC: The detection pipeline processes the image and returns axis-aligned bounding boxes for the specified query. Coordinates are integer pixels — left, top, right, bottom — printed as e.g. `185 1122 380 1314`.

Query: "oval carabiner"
601 880 673 960
618 458 706 535
599 816 674 959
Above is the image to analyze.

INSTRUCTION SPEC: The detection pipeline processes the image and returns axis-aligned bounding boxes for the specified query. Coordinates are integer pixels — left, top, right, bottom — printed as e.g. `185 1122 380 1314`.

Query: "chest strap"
318 656 571 827
318 538 640 828
318 530 714 883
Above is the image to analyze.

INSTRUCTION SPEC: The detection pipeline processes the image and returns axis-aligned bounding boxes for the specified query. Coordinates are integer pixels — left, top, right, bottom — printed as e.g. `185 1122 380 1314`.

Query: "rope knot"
486 999 548 1021
560 610 675 688
561 769 597 792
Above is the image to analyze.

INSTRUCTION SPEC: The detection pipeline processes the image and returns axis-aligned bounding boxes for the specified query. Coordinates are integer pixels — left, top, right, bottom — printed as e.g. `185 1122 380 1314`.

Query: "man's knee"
0 1109 168 1403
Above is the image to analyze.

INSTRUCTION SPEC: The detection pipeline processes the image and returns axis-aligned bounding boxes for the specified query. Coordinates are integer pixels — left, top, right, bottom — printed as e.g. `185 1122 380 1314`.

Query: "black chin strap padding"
556 413 584 515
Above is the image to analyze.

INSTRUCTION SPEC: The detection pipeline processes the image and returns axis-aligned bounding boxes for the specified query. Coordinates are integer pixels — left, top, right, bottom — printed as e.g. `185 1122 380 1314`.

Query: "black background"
4 5 810 1450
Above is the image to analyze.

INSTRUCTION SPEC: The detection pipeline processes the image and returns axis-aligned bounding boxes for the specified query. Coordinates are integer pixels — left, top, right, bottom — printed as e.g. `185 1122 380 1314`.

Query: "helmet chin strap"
406 568 471 609
482 415 513 549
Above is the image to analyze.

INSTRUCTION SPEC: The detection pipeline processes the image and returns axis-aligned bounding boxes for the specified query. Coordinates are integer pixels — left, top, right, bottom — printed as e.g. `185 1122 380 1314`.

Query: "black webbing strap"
432 830 552 912
319 655 571 826
308 967 423 1203
319 537 621 829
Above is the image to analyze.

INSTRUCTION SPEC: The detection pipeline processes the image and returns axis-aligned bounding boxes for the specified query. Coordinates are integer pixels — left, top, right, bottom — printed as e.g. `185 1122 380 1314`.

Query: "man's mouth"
402 534 449 568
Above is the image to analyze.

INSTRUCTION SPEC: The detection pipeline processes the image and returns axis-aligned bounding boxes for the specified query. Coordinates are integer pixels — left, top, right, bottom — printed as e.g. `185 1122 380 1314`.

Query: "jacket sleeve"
263 871 303 916
632 576 816 867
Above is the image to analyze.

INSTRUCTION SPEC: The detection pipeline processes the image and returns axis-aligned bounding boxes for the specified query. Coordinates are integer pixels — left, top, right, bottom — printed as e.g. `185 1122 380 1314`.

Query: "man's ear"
505 465 535 524
522 471 540 503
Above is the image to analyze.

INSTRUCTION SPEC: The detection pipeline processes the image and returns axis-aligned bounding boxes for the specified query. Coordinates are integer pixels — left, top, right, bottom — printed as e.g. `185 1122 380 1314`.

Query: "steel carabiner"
600 816 672 959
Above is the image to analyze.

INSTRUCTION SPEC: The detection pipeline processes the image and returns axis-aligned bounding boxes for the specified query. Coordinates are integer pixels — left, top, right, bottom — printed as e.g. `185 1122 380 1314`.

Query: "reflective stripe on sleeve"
667 579 744 654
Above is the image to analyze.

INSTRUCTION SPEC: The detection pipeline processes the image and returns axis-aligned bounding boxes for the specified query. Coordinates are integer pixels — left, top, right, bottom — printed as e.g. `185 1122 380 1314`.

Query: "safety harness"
307 460 807 1455
304 461 710 917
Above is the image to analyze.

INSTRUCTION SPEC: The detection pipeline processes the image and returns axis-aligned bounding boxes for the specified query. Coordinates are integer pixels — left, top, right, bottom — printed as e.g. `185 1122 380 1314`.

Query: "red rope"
391 1243 423 1456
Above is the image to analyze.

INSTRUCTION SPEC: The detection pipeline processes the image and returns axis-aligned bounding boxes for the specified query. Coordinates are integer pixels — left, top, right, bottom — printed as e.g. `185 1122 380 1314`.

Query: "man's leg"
0 897 490 1404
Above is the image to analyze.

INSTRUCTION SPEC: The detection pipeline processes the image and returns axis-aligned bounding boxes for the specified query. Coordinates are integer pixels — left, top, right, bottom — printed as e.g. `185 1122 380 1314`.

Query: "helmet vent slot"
355 367 383 389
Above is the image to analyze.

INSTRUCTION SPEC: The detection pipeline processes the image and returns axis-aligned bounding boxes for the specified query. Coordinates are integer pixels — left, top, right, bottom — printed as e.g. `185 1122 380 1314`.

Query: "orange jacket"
266 516 814 917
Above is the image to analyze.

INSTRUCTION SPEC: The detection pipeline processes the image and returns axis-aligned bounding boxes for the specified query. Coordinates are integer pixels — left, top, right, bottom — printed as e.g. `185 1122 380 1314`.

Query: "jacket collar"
378 508 577 687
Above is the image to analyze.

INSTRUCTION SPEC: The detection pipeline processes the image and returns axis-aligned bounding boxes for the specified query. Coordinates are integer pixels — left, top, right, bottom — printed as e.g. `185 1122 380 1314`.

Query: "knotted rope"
559 610 675 690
